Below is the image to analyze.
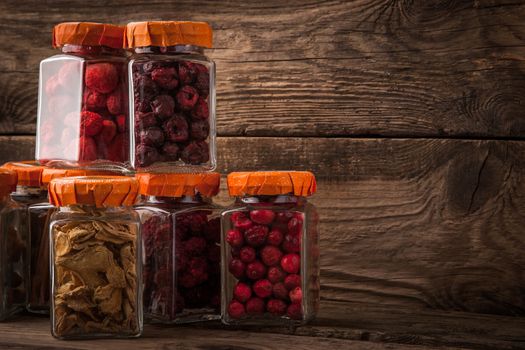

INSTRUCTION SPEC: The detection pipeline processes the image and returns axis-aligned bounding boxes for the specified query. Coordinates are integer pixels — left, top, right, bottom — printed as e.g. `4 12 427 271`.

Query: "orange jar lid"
125 21 212 48
42 168 116 185
49 176 139 208
0 168 17 198
2 161 45 188
137 173 220 198
227 171 317 197
53 22 125 49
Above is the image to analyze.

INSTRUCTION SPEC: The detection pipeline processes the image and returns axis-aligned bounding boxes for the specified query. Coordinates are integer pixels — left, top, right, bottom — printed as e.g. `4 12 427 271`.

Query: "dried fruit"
284 274 301 290
228 258 245 279
190 120 210 141
246 297 265 315
231 212 254 231
191 97 209 120
288 216 303 236
267 229 284 246
151 95 175 120
289 287 302 304
261 246 283 267
234 282 252 303
106 90 123 115
267 266 286 284
176 85 199 111
246 261 266 280
266 299 286 315
151 67 178 90
180 141 209 165
286 303 302 320
239 246 256 263
282 234 301 253
85 63 119 94
228 300 245 319
163 115 189 143
250 210 275 225
80 111 103 136
84 90 106 110
178 62 197 85
135 144 159 167
139 127 165 147
78 136 97 161
272 282 288 300
253 279 272 298
100 119 117 144
161 143 180 161
281 254 300 274
226 229 244 248
244 225 269 247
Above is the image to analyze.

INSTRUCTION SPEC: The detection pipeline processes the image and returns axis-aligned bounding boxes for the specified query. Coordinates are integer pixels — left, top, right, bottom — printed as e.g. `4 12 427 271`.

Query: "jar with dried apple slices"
36 22 129 171
135 173 222 323
221 171 320 325
48 176 142 339
126 21 216 172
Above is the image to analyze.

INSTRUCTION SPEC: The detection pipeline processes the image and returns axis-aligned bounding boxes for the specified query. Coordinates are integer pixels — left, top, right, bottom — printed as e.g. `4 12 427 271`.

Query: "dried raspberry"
250 210 275 225
275 211 294 224
163 115 189 142
106 90 123 115
267 229 284 246
58 62 80 87
194 69 210 98
190 120 210 141
178 62 197 85
180 141 209 165
80 111 103 136
83 90 106 110
85 63 119 94
239 246 256 263
253 279 272 298
266 299 287 315
98 119 117 145
261 246 283 267
244 225 269 247
151 67 179 90
246 297 265 315
135 112 158 129
226 229 244 248
78 136 97 161
136 143 159 167
228 258 245 279
231 212 254 231
288 216 303 236
246 261 266 280
284 274 301 290
107 134 128 162
184 237 207 256
161 143 180 161
289 287 302 304
234 282 252 303
139 127 165 147
231 247 241 258
267 266 286 284
272 282 288 300
282 234 301 253
151 95 175 120
228 300 246 319
176 85 199 111
191 97 209 120
141 61 167 73
116 115 127 133
287 303 302 320
281 254 300 274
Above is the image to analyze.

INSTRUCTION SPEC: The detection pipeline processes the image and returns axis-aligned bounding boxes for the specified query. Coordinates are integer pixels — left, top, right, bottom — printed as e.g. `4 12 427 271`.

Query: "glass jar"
27 168 114 314
135 173 222 323
126 21 216 172
48 176 142 339
221 171 319 325
36 22 130 171
0 168 27 320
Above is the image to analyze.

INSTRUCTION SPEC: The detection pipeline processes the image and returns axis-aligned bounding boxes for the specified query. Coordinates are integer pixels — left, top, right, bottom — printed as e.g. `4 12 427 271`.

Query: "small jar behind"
36 22 130 171
0 168 27 320
221 171 320 325
135 173 222 323
48 176 142 339
126 21 216 172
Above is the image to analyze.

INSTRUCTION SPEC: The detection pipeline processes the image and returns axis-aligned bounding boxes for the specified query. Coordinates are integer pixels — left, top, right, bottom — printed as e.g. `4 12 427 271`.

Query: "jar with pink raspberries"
125 21 216 172
135 173 222 323
36 22 130 171
221 171 320 325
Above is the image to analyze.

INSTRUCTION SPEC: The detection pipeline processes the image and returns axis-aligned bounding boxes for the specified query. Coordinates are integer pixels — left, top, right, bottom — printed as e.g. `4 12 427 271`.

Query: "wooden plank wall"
0 0 524 318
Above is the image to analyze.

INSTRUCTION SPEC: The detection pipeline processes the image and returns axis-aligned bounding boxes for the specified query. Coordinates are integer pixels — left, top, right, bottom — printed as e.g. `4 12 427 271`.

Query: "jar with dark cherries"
126 21 216 172
0 168 27 320
36 22 130 171
221 171 319 325
48 176 142 339
135 173 222 323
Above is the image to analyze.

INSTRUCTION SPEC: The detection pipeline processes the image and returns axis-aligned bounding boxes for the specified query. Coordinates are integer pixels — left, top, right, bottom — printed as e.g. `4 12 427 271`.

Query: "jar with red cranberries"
36 22 130 171
125 21 216 172
221 171 320 325
135 173 222 323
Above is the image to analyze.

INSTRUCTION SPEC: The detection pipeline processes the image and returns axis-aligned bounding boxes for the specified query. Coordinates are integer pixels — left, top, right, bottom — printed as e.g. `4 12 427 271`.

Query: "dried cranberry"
191 97 209 120
234 282 252 303
180 141 209 165
284 274 301 290
266 299 287 315
228 258 245 279
226 229 244 248
267 229 284 246
139 127 165 147
151 67 179 90
282 234 301 253
151 95 175 120
136 144 159 167
275 211 294 224
253 279 272 298
281 254 300 274
239 246 256 263
250 210 275 225
261 246 283 267
231 212 254 231
289 287 302 304
163 115 189 143
267 267 286 284
272 282 289 300
246 261 266 280
190 120 210 141
288 216 304 236
287 303 302 320
176 85 199 111
244 225 269 247
246 297 265 315
228 300 246 319
178 62 197 85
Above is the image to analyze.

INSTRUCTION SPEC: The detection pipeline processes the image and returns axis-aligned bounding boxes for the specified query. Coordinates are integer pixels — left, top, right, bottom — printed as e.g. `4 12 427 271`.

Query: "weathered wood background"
0 0 524 348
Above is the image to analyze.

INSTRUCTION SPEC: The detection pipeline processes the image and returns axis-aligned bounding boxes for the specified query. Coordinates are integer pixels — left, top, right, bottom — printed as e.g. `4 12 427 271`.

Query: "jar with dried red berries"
125 21 216 172
221 171 320 325
36 22 130 171
0 168 28 321
48 176 142 339
135 173 222 323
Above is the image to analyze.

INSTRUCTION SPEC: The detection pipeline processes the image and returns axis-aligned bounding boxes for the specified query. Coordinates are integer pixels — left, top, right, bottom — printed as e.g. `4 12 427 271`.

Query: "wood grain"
0 1 524 137
2 136 525 318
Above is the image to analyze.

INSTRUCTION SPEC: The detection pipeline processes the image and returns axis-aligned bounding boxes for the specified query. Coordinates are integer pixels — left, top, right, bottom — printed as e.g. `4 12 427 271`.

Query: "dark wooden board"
0 1 524 137
2 136 525 318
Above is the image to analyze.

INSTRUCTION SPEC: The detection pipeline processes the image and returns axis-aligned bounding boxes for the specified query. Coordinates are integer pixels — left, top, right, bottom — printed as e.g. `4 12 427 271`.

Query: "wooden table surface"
0 0 524 348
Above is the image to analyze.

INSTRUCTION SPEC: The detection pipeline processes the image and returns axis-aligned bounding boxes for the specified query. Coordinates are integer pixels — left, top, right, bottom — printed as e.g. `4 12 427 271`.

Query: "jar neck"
61 44 125 56
235 194 304 205
58 205 130 215
12 186 47 198
144 194 212 205
132 45 205 55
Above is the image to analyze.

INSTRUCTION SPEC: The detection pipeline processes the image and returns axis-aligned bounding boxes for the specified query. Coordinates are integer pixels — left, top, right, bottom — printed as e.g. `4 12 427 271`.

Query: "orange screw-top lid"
2 161 45 188
227 171 317 197
42 168 117 185
0 168 17 198
53 22 125 49
125 21 212 49
49 176 139 208
137 173 220 198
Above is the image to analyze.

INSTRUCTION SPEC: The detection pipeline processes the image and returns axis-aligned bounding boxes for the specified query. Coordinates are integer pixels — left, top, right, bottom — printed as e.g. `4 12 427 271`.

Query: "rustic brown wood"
2 136 525 318
0 1 524 137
